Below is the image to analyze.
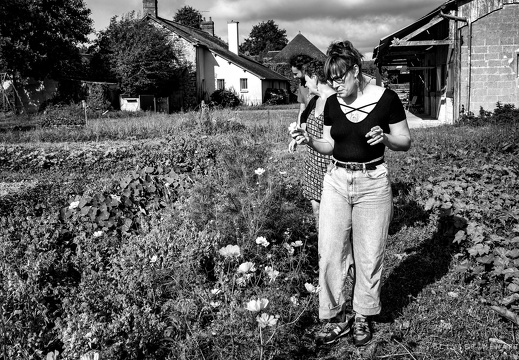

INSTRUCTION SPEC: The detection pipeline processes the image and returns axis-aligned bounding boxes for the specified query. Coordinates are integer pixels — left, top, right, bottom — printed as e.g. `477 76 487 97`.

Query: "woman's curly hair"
324 40 366 90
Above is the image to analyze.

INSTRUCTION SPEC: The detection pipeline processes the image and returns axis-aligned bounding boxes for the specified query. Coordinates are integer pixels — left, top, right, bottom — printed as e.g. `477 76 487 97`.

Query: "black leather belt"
332 158 384 171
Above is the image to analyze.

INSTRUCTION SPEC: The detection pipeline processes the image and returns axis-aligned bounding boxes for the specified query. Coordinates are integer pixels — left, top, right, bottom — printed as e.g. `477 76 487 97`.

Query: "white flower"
219 245 241 258
93 231 103 238
69 201 80 209
254 168 266 176
211 288 221 295
283 243 294 255
237 262 256 274
291 240 303 248
264 266 280 283
236 277 247 287
256 313 279 328
210 301 221 308
150 255 158 263
279 171 287 175
288 122 299 132
305 283 321 294
255 236 270 247
290 296 299 306
245 298 269 312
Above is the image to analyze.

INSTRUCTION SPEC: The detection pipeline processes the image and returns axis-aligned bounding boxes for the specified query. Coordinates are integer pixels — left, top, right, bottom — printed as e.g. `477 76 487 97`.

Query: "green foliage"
457 102 519 126
0 0 92 79
209 89 241 108
263 88 289 105
91 11 182 96
2 106 519 359
41 104 86 127
87 83 113 112
239 20 288 58
173 5 202 29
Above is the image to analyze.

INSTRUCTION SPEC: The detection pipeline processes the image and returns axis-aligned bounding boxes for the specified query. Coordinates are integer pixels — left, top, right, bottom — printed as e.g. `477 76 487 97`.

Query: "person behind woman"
289 59 336 229
290 40 411 346
289 54 314 125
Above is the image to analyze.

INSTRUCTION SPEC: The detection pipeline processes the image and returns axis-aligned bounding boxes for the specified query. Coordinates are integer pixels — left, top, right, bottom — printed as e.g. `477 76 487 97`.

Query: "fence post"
82 100 87 126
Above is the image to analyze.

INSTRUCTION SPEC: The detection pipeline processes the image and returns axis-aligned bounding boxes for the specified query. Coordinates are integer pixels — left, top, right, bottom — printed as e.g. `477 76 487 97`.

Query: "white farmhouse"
142 0 289 110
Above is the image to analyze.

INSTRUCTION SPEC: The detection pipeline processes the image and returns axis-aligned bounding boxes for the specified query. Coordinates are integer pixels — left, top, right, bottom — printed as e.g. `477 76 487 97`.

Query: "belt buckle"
347 163 362 171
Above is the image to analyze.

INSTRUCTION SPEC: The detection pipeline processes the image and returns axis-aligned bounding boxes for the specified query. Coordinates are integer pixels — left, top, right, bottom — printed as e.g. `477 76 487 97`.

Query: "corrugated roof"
372 0 456 62
271 33 326 63
146 15 289 82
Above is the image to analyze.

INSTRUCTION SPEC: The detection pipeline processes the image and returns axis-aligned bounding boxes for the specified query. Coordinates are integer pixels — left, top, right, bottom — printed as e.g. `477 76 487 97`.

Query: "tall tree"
0 0 92 80
239 20 288 57
173 6 202 29
91 12 182 96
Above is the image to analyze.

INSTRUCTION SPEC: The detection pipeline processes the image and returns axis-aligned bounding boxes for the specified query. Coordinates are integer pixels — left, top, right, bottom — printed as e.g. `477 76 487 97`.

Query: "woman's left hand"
366 126 385 146
290 128 310 145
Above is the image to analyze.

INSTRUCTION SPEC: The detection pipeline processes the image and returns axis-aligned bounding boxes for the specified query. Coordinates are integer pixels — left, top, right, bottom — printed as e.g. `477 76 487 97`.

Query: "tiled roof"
271 33 326 63
146 15 289 82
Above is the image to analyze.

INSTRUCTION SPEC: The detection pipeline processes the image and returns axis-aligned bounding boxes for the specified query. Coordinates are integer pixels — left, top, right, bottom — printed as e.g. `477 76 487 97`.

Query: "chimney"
143 0 157 17
201 17 215 36
227 20 239 55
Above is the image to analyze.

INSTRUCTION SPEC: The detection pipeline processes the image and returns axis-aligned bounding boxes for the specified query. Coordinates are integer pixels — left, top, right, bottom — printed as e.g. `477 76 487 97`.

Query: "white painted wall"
211 53 265 105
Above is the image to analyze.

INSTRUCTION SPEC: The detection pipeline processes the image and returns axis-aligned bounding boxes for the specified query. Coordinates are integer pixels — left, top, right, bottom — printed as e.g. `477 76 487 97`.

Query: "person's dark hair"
289 54 315 71
304 59 327 84
324 40 366 90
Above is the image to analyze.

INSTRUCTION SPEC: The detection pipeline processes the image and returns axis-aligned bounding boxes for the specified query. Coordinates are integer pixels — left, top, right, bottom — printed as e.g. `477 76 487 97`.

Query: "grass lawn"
1 106 518 359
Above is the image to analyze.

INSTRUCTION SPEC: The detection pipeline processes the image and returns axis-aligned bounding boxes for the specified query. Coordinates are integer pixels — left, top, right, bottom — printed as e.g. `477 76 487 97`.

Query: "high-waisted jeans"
318 163 393 319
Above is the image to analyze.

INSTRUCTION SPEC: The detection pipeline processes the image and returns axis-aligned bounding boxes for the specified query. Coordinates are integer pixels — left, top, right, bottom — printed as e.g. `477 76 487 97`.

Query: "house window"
240 78 248 92
217 79 225 90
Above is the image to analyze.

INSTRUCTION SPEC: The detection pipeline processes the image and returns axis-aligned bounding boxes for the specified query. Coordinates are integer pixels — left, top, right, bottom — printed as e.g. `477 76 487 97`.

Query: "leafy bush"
209 89 241 108
263 88 289 105
41 104 86 127
87 83 113 112
457 102 519 127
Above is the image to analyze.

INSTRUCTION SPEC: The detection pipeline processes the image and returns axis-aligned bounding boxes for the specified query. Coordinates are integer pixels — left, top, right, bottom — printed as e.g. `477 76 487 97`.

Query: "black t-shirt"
323 89 406 163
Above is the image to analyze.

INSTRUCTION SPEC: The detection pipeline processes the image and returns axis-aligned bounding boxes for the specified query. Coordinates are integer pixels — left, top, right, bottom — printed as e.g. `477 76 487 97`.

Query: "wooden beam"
383 50 424 57
390 39 453 47
400 15 446 42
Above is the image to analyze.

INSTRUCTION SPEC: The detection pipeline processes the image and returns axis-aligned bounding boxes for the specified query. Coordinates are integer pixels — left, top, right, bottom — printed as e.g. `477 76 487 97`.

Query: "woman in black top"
290 40 411 347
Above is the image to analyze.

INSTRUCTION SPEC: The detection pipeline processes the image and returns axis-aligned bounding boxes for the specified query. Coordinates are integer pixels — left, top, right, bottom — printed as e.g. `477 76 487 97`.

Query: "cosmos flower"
255 236 270 247
245 298 269 312
305 283 321 294
256 313 279 328
69 201 80 209
211 288 221 295
219 245 241 258
288 122 299 132
283 243 295 256
93 231 103 238
254 168 266 176
264 266 280 283
237 262 256 274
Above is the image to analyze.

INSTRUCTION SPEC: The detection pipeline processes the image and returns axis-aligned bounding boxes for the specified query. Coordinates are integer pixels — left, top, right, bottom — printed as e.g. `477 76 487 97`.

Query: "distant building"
142 0 289 109
271 33 327 63
373 0 519 123
263 33 326 100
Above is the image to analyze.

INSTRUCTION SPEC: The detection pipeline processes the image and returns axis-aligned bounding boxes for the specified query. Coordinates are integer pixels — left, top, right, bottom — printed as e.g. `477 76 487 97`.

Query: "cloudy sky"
84 0 446 59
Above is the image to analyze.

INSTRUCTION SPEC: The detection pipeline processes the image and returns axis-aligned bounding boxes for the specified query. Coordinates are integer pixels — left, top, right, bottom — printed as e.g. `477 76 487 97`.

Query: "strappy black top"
323 89 406 163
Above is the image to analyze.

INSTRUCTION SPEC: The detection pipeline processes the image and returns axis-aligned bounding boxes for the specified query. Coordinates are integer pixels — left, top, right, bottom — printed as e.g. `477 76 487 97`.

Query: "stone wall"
460 3 519 113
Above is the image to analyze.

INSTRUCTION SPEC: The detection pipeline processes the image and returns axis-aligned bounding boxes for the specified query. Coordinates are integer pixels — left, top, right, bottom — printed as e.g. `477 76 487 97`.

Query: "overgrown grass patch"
1 105 518 359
